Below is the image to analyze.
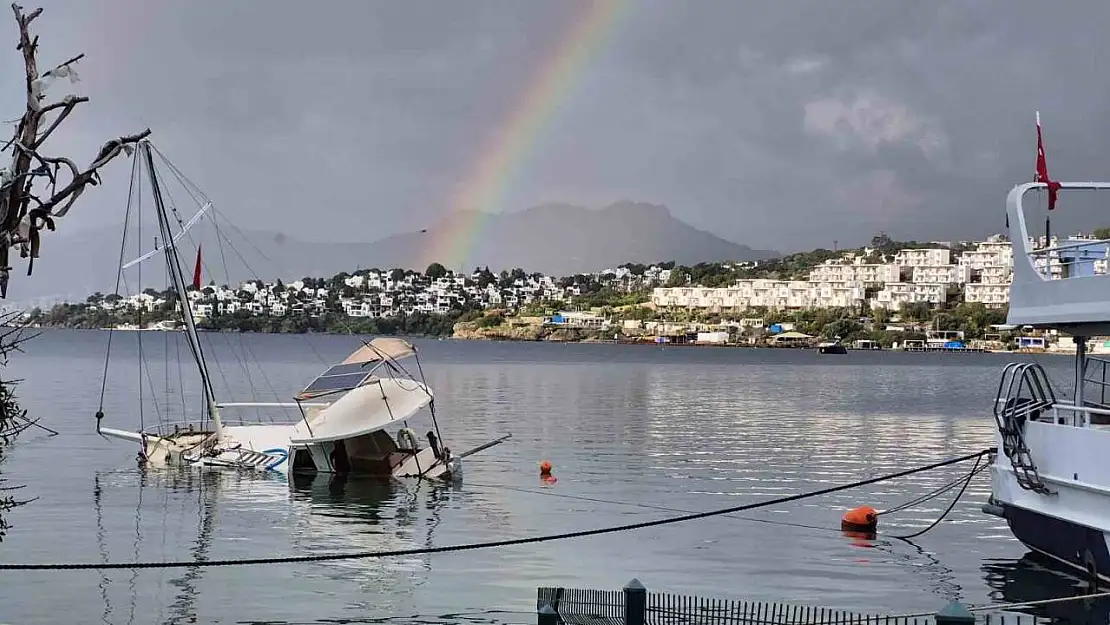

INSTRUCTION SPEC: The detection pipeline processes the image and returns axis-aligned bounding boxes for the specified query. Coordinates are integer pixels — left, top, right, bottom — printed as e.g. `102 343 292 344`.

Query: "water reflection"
983 554 1110 624
88 467 459 624
163 469 218 625
7 332 1098 622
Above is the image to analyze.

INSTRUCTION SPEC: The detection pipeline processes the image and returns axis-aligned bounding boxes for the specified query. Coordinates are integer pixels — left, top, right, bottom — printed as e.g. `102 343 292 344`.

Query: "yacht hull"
990 422 1110 583
100 424 462 481
994 500 1110 583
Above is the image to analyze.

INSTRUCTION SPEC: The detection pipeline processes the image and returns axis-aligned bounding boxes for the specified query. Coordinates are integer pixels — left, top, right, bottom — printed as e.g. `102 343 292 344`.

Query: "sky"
4 0 1110 257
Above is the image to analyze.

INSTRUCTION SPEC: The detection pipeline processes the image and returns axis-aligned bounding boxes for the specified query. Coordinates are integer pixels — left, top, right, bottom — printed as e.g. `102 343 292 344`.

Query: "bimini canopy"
342 337 416 366
289 376 432 444
295 338 417 401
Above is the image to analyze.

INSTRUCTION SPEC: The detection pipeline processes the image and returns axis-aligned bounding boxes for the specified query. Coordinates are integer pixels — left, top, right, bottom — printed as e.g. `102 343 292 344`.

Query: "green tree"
425 262 448 279
664 269 687 287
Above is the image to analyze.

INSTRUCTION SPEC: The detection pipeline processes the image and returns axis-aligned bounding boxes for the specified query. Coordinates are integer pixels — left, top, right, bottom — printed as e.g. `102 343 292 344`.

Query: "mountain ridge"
1 200 778 304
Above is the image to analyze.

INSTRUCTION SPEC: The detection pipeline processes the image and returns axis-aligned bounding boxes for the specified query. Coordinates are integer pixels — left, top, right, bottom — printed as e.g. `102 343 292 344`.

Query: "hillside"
0 200 777 305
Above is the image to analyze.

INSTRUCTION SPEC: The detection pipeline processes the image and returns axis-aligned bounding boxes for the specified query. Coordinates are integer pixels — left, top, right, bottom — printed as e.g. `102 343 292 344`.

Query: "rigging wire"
148 141 430 413
156 176 279 423
150 142 411 354
144 144 217 429
0 448 991 571
150 143 343 424
97 150 140 417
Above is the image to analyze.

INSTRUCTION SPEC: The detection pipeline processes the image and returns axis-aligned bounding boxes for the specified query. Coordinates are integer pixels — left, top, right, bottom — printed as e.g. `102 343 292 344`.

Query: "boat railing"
1044 401 1110 428
1006 182 1110 327
216 402 330 410
1025 236 1110 280
141 417 303 437
1084 355 1110 408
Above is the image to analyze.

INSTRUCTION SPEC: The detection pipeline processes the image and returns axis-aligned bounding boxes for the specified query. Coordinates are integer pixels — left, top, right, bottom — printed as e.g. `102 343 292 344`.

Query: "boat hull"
990 421 1110 583
993 500 1110 583
100 423 462 481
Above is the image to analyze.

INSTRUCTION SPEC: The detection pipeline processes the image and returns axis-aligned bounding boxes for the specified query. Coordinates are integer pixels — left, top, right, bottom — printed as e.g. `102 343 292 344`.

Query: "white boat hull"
989 421 1110 581
100 423 462 481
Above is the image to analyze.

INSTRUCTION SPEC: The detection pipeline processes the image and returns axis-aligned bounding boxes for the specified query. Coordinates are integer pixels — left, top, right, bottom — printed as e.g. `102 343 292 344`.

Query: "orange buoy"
540 460 557 485
841 505 878 533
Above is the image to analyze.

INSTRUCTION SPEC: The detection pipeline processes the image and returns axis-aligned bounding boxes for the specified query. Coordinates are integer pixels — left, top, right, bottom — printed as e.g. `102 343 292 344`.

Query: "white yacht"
983 179 1110 584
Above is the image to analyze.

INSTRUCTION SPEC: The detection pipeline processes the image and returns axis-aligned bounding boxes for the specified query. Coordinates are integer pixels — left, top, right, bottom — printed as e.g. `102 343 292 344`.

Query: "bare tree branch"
0 4 150 298
31 95 87 148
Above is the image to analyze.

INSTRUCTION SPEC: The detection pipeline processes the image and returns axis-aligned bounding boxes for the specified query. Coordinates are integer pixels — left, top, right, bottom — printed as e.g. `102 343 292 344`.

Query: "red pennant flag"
1034 112 1061 210
192 245 202 290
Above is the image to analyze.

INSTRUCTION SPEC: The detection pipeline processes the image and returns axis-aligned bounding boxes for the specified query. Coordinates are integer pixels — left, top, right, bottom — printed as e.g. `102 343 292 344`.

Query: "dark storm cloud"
4 0 1110 257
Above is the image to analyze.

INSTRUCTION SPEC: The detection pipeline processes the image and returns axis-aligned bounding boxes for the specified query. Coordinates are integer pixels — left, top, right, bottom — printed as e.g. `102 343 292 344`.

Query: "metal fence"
536 580 1051 625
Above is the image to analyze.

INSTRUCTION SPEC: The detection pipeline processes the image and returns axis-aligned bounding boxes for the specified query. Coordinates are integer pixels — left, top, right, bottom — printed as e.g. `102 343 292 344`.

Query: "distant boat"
817 336 847 354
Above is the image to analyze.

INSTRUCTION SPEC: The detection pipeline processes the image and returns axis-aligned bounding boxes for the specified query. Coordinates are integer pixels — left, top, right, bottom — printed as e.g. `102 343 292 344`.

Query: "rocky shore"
451 318 612 342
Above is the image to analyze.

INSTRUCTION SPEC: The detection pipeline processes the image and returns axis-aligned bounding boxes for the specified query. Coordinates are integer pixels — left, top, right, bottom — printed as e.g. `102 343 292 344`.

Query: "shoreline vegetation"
21 235 1068 352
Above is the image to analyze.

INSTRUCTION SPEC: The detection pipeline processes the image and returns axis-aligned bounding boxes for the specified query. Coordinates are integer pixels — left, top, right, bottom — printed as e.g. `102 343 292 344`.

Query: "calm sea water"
0 329 1102 624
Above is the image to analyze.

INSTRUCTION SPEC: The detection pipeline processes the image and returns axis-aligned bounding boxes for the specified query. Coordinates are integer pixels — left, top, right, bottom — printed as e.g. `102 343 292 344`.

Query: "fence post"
624 579 647 625
935 601 974 625
538 603 558 625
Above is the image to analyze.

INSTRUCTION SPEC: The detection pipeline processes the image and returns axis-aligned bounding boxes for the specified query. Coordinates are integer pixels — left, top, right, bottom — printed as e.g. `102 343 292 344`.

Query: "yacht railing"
1048 402 1110 428
1084 355 1110 408
1025 237 1110 281
141 417 303 437
991 397 1110 426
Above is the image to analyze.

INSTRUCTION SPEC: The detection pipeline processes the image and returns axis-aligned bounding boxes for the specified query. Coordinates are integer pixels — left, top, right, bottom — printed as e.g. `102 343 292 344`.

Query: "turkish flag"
1035 115 1061 210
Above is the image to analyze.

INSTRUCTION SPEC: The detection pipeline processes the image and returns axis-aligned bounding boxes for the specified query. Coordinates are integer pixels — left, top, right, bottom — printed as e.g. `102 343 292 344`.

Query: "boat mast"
141 142 222 440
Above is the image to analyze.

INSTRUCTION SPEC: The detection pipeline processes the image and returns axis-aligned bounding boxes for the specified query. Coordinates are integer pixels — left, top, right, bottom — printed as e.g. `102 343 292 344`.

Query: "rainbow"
420 0 629 271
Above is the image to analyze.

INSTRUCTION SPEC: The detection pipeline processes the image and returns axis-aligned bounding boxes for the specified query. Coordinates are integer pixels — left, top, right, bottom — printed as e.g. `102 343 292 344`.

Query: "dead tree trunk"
0 4 147 538
1 3 150 299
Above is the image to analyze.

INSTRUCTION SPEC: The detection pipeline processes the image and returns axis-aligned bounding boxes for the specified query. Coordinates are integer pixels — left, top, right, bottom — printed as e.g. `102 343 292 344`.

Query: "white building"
894 248 951 267
809 261 900 284
651 279 865 311
964 283 1010 308
870 282 946 311
911 265 969 284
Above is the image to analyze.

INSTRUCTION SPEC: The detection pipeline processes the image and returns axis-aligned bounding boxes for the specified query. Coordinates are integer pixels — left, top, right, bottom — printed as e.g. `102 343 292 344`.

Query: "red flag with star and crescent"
1035 112 1061 210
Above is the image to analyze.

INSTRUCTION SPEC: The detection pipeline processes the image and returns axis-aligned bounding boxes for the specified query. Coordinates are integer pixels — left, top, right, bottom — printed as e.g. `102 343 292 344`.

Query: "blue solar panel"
300 371 369 394
319 362 369 377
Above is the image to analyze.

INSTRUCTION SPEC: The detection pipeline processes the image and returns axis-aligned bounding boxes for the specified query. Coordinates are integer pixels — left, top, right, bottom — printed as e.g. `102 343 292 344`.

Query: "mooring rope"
0 448 992 571
879 459 990 517
468 455 989 539
968 589 1110 612
890 454 986 540
464 481 841 534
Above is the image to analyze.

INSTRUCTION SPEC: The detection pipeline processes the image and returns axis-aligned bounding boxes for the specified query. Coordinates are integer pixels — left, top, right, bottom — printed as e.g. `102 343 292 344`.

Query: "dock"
901 345 987 353
536 580 1045 625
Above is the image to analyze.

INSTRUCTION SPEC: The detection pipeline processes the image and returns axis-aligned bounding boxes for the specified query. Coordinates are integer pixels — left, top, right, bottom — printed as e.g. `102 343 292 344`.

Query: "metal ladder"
233 448 276 469
993 362 1056 496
